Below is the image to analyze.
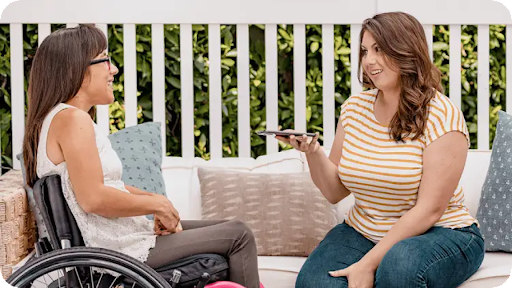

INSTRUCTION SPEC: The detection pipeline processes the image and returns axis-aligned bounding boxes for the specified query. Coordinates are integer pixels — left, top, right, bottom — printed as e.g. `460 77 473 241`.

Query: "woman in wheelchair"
15 24 261 288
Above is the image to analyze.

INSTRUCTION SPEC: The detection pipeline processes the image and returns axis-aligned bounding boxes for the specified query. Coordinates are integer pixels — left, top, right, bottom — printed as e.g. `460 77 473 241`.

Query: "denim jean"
296 222 484 288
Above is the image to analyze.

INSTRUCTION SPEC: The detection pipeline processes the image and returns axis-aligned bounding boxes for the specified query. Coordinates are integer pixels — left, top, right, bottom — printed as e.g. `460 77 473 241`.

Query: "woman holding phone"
276 12 484 288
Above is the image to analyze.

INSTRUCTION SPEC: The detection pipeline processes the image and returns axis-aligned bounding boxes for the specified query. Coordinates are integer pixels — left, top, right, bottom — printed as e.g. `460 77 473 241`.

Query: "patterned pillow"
198 168 338 257
476 110 512 252
108 122 166 197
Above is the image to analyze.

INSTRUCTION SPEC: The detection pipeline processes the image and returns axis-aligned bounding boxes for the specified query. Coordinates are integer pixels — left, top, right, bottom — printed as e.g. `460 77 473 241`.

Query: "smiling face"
360 31 400 93
80 51 119 105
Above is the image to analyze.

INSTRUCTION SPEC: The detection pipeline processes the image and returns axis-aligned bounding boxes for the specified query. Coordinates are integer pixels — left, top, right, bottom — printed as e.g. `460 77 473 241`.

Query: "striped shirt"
338 89 477 243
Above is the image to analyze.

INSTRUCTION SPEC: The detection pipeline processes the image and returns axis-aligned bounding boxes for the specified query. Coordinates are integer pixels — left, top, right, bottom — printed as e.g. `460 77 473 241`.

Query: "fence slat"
38 24 51 47
322 24 335 149
152 24 166 156
294 24 306 132
265 24 278 154
124 24 137 128
66 23 78 28
478 24 490 150
209 24 222 159
507 25 512 113
10 24 23 170
449 25 462 108
237 24 250 158
95 24 110 137
351 24 362 96
423 24 433 61
180 24 194 158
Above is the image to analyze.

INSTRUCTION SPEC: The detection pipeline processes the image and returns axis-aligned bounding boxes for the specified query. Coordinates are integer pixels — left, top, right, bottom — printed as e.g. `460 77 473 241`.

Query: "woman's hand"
154 214 183 235
275 130 320 154
329 260 376 288
153 194 183 234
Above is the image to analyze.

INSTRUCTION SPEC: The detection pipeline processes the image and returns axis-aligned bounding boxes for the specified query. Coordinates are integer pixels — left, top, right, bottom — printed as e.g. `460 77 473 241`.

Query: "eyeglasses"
90 56 112 70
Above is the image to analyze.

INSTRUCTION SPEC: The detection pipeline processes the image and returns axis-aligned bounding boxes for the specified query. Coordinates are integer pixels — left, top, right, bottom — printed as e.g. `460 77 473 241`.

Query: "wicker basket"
0 170 36 280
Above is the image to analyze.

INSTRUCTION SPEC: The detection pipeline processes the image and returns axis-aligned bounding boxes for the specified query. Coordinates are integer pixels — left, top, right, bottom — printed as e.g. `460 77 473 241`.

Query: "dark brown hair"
358 12 443 142
22 24 107 187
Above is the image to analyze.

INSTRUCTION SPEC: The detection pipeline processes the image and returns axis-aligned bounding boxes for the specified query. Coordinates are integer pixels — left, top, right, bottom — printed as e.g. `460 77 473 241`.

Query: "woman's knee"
375 241 423 287
227 219 256 241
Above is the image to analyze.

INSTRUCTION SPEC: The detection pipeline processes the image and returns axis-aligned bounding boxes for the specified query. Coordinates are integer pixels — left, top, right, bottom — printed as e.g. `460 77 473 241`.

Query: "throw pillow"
476 110 512 252
198 168 338 257
108 122 166 197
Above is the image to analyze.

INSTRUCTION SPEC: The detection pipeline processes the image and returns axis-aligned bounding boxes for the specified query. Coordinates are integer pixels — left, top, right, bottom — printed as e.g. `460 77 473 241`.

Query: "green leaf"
221 59 235 67
310 42 319 53
192 25 205 31
278 28 291 41
168 77 181 89
337 47 351 55
226 49 237 57
433 42 449 51
136 43 144 52
463 80 470 92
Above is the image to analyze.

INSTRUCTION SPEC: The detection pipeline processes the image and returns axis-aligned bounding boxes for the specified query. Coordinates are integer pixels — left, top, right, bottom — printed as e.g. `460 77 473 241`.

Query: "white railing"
1 0 511 171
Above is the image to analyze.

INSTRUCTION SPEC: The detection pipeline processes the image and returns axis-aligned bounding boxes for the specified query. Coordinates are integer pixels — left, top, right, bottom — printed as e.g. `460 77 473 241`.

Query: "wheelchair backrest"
32 174 85 250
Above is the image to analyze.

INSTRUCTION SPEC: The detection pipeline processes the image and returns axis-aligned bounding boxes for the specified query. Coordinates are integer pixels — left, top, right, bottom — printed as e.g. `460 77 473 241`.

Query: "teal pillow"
108 122 166 196
476 110 512 252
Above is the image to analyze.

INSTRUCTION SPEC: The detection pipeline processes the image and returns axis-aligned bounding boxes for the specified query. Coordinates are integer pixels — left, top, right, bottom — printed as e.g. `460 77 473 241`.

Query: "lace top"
37 103 157 262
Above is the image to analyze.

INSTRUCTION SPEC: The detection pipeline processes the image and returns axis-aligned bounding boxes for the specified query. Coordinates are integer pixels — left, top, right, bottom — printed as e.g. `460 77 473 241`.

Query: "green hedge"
0 24 506 172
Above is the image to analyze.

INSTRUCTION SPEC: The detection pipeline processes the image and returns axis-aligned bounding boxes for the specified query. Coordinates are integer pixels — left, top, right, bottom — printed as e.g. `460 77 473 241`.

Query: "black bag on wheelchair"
31 174 230 288
155 254 229 288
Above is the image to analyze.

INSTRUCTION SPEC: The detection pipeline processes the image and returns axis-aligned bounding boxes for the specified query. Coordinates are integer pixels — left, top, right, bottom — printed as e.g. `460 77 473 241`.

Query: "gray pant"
145 219 260 288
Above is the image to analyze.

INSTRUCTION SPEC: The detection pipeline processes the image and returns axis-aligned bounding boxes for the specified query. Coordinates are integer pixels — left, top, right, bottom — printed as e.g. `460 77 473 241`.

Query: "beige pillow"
198 168 338 256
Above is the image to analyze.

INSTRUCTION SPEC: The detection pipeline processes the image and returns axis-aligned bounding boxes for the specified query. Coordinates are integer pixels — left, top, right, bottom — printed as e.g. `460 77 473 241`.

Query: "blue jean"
296 222 484 288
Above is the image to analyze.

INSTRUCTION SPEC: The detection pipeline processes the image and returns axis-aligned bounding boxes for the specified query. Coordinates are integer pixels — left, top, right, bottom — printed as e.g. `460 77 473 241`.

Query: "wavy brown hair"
358 12 443 142
22 24 106 187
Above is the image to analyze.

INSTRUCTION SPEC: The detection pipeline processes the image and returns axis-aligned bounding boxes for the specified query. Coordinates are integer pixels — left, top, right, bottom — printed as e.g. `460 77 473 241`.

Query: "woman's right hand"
275 130 320 154
153 194 183 234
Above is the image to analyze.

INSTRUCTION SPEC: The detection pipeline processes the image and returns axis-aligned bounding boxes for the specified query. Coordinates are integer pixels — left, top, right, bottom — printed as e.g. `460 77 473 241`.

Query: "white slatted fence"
1 0 511 171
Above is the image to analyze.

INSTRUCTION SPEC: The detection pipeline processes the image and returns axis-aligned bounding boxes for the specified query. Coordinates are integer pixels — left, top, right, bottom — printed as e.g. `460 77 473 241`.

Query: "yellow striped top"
338 89 477 243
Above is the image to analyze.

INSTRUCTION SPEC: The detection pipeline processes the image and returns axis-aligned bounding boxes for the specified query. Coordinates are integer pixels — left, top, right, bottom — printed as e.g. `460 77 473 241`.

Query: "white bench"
2 0 512 287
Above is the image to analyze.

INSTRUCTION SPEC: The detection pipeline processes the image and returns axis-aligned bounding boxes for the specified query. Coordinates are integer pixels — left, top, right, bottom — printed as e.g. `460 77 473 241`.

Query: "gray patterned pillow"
198 168 338 257
108 122 166 197
476 110 512 252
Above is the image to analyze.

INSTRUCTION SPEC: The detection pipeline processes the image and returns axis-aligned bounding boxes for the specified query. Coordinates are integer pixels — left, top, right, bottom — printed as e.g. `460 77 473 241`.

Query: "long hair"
358 12 443 142
22 24 107 187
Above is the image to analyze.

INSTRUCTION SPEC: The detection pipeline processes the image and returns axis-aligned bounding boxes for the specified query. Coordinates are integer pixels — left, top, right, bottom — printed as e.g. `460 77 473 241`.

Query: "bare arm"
55 109 168 218
276 117 351 204
306 117 351 204
125 185 155 197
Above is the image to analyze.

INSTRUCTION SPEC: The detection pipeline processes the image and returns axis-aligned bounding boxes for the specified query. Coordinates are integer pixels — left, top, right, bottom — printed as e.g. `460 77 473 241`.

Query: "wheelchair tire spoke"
74 267 84 288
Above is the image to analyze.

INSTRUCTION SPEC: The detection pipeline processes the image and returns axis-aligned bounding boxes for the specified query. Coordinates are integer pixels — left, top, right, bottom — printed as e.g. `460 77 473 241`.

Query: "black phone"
256 130 317 137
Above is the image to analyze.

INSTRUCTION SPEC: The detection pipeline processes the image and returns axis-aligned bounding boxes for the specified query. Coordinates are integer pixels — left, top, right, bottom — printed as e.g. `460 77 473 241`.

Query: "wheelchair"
6 174 235 288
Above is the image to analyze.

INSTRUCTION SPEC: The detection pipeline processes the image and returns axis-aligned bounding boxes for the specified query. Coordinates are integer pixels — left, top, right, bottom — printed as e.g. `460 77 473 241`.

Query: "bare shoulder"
52 108 96 141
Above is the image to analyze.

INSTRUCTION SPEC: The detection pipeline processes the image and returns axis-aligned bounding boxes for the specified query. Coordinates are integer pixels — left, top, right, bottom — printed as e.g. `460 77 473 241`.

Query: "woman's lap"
296 222 484 288
295 222 375 288
375 223 484 288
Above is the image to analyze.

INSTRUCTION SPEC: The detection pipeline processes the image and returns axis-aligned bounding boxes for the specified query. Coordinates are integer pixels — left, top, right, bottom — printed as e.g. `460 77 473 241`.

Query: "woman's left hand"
154 214 183 235
329 260 376 288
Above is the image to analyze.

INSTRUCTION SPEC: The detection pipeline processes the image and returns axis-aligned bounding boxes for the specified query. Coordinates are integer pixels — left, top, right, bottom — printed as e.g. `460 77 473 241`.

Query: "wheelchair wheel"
7 247 171 288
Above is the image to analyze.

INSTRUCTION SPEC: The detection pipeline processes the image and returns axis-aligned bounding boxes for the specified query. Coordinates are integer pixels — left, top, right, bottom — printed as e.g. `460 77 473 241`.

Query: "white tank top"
36 103 157 262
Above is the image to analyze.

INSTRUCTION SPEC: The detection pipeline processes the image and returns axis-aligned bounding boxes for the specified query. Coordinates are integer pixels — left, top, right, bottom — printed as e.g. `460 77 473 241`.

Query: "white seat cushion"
462 252 512 284
257 253 512 288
